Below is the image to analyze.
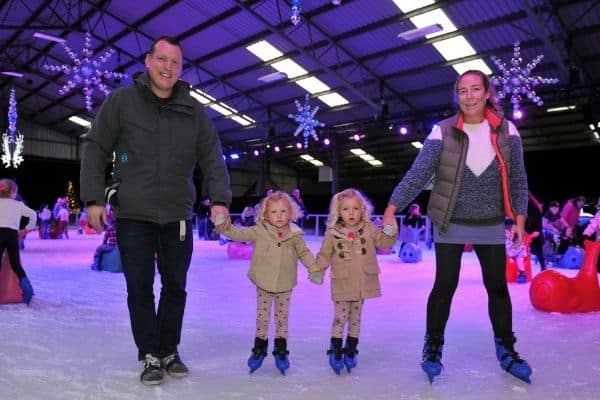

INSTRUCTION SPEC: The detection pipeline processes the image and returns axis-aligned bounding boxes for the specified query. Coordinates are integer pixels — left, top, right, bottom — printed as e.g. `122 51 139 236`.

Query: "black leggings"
427 243 512 338
0 228 26 280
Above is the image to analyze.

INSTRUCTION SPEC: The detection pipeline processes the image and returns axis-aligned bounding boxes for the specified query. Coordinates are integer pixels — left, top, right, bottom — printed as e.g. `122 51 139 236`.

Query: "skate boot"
19 277 34 306
327 337 344 375
421 334 444 383
494 333 532 383
248 337 268 373
272 337 290 375
343 336 359 373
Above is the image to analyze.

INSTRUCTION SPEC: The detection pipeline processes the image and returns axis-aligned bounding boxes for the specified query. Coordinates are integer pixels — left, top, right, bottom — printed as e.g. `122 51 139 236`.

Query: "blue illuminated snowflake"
43 32 127 111
288 94 325 148
491 42 559 119
2 88 24 168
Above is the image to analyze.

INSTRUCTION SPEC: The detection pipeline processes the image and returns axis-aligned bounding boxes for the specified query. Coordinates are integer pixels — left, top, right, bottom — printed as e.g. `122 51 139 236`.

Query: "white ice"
1 231 599 400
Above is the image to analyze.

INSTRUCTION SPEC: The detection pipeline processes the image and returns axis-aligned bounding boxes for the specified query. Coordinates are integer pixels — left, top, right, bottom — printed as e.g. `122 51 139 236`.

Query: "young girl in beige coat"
220 191 321 375
315 188 397 374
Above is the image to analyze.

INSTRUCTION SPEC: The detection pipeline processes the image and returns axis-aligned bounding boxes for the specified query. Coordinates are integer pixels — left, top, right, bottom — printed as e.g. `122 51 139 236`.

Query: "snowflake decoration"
288 94 325 148
2 88 24 168
43 32 128 111
490 42 559 119
290 1 342 25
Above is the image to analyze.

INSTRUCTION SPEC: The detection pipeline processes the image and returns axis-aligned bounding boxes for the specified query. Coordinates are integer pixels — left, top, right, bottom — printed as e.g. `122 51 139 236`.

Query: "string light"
2 88 24 168
43 32 128 111
291 0 302 25
491 42 559 119
290 1 342 25
288 94 325 148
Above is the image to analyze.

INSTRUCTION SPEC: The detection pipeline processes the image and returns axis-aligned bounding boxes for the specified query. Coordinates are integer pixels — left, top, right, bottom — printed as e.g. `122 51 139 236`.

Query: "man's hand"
211 205 231 233
87 205 107 233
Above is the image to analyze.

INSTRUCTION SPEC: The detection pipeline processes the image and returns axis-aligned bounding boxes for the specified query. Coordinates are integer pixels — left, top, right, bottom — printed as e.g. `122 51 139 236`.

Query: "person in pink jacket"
315 188 397 374
219 191 320 375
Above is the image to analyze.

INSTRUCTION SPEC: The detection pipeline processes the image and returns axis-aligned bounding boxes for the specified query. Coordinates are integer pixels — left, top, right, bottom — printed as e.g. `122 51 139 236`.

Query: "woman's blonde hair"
256 190 303 223
326 188 373 228
0 178 17 198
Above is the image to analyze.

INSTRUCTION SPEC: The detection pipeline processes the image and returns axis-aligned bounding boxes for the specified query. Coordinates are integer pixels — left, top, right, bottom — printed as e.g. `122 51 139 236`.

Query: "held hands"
87 205 108 233
383 224 395 237
211 205 231 233
382 205 398 236
309 271 324 285
510 221 525 246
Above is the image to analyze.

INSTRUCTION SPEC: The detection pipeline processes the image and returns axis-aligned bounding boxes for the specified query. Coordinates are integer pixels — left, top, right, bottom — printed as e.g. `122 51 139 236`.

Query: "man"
80 36 231 386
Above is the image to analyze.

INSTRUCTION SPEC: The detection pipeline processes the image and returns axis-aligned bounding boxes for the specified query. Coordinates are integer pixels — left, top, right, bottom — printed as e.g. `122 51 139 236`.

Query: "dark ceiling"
1 0 600 183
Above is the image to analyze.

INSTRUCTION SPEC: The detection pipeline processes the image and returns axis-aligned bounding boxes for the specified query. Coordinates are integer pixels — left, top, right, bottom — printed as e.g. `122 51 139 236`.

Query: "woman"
382 70 531 384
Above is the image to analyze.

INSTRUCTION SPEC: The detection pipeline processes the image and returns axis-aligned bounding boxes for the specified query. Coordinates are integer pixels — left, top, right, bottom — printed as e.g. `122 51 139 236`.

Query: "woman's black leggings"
427 243 512 338
0 228 26 280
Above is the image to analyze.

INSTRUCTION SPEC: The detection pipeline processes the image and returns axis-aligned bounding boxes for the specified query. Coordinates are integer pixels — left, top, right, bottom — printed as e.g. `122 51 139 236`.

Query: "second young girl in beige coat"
315 188 397 374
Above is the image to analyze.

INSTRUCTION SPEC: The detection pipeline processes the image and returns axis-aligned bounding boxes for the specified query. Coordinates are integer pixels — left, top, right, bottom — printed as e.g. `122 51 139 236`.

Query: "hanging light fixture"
2 88 24 168
42 32 128 111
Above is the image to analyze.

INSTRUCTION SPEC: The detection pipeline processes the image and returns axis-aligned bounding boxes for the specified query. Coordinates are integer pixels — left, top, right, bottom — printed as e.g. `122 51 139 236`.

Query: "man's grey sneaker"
161 354 189 377
141 354 164 385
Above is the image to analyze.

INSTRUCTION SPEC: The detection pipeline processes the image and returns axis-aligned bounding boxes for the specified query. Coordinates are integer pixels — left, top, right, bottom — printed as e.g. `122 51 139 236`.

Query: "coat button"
277 243 282 247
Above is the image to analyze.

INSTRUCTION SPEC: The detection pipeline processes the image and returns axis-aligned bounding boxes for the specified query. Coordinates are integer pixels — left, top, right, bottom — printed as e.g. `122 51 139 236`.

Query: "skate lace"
251 347 266 358
501 348 524 364
144 355 161 368
327 348 343 360
423 343 442 362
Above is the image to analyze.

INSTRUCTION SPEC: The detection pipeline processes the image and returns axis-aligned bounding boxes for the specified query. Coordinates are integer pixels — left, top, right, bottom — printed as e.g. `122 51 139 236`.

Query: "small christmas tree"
66 180 80 213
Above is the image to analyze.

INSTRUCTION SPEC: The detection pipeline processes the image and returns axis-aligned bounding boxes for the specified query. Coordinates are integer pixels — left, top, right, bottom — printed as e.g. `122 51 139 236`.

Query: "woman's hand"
382 205 398 236
511 215 526 246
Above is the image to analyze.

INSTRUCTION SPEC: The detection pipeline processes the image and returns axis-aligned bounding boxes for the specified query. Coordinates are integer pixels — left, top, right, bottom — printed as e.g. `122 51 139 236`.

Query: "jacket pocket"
331 263 350 278
363 262 380 274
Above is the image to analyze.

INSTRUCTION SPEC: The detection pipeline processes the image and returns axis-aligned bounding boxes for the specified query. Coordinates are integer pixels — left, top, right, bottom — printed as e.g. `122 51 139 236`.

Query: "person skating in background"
0 179 38 305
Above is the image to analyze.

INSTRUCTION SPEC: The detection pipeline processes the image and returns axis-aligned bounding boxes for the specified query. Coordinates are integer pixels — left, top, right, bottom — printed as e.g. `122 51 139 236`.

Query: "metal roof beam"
234 0 379 111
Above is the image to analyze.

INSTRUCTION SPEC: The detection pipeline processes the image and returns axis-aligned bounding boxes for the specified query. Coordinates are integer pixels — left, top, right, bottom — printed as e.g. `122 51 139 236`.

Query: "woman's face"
457 73 490 123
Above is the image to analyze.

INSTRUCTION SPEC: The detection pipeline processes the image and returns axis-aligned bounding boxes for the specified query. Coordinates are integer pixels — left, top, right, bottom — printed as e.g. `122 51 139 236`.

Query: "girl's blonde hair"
256 190 303 223
326 188 373 228
0 178 17 198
